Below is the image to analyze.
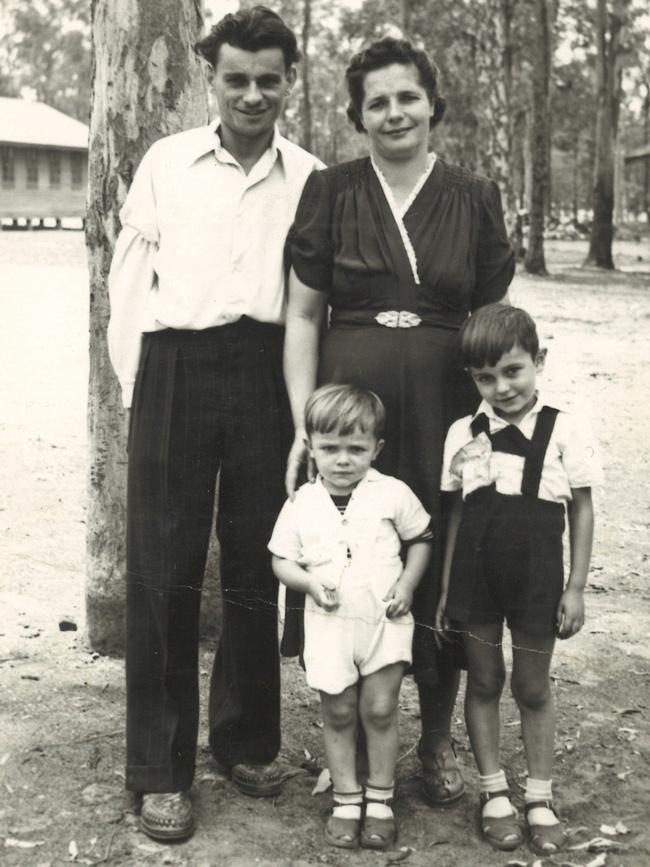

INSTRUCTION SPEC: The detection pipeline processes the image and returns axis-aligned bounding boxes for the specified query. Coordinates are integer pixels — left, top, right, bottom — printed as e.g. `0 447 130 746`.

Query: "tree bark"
400 0 411 36
85 0 208 654
584 0 628 268
525 0 551 275
300 0 313 152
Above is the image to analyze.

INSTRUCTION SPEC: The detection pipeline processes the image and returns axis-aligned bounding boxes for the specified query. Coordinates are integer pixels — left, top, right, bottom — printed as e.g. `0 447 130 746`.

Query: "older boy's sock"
332 789 363 820
525 778 558 826
365 783 394 820
479 769 512 818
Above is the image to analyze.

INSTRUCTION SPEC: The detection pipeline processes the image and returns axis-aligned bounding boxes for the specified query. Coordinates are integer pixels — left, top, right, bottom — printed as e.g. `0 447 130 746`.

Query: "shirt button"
342 519 348 525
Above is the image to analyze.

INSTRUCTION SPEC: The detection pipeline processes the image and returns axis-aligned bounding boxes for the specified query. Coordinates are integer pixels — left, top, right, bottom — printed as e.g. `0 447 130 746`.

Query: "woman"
282 37 514 809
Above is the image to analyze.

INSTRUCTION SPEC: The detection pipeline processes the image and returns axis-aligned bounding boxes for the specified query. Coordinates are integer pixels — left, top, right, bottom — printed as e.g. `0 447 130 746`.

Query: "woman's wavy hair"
345 37 446 133
194 5 300 72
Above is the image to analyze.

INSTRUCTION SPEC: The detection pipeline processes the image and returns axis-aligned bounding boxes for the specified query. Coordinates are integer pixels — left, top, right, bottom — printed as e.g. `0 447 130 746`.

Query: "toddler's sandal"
325 804 360 849
479 790 523 851
525 800 567 855
360 797 397 850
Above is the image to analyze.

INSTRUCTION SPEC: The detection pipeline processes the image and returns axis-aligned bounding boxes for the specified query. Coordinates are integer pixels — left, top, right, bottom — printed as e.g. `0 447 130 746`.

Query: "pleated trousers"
125 317 291 793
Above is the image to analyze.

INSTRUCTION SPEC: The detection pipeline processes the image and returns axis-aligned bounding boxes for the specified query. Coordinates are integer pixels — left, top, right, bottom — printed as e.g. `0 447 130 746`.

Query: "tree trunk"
400 0 411 36
584 0 628 268
85 0 208 654
301 0 313 152
525 0 551 275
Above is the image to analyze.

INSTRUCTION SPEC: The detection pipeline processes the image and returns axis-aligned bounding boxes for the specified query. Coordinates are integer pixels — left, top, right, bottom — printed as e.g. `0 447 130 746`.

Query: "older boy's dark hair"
459 304 540 368
305 384 386 439
345 37 446 133
194 5 301 71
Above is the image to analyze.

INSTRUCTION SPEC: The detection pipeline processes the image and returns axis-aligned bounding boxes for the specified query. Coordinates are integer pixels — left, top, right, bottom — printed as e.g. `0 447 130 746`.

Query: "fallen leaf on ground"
505 860 528 866
68 839 78 859
386 846 413 862
600 821 629 836
311 767 331 795
5 838 45 848
568 836 619 852
616 770 634 781
586 854 607 867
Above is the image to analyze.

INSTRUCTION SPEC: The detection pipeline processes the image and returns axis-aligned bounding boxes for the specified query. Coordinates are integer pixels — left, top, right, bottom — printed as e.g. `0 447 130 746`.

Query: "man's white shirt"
107 120 323 406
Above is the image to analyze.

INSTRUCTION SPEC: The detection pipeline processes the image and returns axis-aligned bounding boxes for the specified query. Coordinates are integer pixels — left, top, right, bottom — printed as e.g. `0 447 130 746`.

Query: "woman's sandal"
479 790 524 851
360 796 397 851
324 803 361 849
525 800 568 855
417 739 465 806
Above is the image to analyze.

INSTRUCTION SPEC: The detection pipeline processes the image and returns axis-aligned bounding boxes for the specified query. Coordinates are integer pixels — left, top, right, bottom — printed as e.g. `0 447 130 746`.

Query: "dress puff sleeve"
471 179 515 310
287 168 334 292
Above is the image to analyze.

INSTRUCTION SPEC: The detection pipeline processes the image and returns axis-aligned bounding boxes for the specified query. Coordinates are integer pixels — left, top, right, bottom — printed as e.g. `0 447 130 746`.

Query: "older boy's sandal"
479 790 523 851
525 800 567 854
140 791 194 841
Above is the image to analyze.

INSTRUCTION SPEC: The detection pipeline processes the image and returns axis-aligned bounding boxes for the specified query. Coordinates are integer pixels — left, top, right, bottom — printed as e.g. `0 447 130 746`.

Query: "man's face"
213 43 295 147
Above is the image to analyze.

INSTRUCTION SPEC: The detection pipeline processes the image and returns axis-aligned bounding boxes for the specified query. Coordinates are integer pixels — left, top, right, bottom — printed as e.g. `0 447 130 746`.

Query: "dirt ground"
1 231 649 867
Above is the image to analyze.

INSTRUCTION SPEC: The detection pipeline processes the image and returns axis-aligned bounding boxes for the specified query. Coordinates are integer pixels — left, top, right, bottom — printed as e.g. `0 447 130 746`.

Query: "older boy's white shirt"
269 468 431 577
440 392 604 502
107 120 323 407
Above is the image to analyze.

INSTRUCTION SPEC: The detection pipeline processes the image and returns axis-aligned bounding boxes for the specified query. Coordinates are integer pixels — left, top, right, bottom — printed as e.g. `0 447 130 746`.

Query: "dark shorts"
445 490 565 637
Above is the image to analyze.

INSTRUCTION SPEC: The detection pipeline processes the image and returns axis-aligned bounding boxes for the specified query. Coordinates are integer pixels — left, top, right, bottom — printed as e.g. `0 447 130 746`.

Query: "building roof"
0 97 88 150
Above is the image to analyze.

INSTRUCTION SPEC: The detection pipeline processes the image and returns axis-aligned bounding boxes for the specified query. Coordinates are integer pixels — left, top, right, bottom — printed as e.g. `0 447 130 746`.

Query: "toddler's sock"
365 782 394 820
479 769 512 818
332 789 363 820
525 778 558 826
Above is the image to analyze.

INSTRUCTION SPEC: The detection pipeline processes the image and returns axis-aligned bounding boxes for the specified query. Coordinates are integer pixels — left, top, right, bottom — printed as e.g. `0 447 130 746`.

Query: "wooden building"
0 97 89 225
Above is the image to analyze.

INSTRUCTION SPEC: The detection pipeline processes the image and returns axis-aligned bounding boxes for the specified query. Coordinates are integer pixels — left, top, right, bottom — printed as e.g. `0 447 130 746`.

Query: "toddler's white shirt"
269 468 431 593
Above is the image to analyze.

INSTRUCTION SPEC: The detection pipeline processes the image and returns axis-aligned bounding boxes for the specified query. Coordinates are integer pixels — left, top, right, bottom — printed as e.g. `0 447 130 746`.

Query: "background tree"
0 0 91 121
300 0 313 152
584 0 630 268
524 0 553 274
85 0 208 653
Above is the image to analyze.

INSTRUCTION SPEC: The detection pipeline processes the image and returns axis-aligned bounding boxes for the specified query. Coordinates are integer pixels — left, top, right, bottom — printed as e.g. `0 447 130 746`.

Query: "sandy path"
1 231 649 866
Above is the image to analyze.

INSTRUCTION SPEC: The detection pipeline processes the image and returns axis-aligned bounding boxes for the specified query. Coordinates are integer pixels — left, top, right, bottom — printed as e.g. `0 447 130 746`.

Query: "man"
107 6 322 841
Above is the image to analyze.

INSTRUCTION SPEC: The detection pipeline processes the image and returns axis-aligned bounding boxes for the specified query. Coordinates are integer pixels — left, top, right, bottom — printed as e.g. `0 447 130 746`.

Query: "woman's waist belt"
330 308 467 329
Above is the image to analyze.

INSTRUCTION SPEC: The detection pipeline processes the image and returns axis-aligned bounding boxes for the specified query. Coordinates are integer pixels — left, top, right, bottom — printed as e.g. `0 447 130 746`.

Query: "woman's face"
360 62 433 162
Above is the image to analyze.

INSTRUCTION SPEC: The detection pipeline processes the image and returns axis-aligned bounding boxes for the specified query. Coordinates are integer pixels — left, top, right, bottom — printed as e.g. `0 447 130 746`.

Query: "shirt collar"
185 118 284 170
472 391 561 426
315 467 383 497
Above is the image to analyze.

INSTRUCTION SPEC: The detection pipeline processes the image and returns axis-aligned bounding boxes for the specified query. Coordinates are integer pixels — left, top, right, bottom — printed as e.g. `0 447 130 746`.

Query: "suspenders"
470 406 559 499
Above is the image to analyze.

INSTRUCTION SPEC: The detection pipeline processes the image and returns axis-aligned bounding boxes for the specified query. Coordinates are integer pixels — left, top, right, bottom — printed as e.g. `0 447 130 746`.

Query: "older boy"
437 304 603 854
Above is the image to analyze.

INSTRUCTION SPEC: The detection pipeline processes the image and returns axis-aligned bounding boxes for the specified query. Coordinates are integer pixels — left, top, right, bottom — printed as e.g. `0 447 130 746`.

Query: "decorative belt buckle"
375 310 421 328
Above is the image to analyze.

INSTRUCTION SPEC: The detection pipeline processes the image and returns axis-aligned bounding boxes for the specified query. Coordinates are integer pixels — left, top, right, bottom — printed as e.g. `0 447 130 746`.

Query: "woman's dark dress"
285 156 515 684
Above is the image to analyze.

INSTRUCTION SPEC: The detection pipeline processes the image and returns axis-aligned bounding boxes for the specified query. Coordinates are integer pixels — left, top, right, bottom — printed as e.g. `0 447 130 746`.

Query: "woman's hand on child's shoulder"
556 587 585 639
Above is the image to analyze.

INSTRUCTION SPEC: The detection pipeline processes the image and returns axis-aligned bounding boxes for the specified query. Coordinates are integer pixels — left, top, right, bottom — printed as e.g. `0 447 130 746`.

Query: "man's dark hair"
345 37 446 133
459 304 540 368
194 5 301 71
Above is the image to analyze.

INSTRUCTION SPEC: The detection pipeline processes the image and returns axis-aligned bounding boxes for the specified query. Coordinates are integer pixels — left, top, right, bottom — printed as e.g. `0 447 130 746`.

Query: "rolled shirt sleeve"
391 480 432 541
440 419 471 493
107 149 160 408
555 411 604 489
268 498 303 562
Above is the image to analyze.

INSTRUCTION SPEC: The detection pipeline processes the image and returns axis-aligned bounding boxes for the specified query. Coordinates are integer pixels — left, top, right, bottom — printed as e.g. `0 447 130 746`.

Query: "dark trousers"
125 318 292 793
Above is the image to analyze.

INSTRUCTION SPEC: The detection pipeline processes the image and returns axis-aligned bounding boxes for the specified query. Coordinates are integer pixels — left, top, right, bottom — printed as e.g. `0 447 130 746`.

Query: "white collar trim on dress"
370 153 437 286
